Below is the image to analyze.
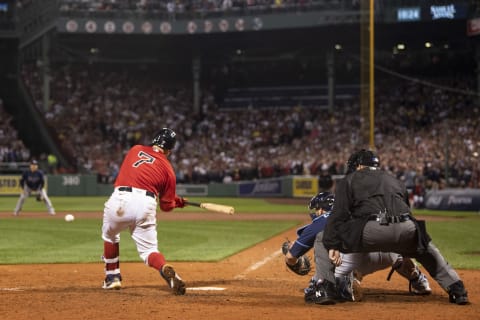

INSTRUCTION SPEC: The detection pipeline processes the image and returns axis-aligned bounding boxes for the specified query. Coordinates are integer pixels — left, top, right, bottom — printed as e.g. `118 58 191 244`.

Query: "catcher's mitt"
286 255 311 276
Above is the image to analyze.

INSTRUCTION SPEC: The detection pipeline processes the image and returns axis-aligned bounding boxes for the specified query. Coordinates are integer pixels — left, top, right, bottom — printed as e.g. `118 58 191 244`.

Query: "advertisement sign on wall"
425 189 480 211
292 177 318 198
397 3 467 22
238 179 282 197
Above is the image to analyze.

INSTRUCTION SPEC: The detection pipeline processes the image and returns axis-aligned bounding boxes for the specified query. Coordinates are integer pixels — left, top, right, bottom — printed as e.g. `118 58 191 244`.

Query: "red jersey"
114 145 177 211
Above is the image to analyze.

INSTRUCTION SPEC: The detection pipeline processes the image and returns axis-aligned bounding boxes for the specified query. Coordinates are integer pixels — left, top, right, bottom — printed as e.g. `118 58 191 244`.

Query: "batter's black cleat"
102 274 122 290
305 279 336 305
161 264 186 295
447 280 469 305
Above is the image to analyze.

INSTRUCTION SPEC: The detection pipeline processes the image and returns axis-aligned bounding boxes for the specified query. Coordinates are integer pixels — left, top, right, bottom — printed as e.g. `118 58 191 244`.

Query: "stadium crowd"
58 0 357 19
9 62 478 194
0 99 31 164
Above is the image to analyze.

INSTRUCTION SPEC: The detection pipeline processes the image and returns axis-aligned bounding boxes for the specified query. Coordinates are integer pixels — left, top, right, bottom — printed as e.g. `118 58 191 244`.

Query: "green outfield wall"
0 174 322 198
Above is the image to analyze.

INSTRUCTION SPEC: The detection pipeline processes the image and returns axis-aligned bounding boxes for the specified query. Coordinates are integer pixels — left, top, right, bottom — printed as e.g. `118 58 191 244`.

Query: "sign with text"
238 179 282 196
425 188 480 211
292 177 318 198
397 7 421 22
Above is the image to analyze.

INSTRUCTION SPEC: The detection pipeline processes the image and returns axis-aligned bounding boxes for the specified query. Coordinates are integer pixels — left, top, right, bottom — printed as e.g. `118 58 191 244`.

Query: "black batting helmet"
152 128 176 150
346 149 380 174
308 191 335 213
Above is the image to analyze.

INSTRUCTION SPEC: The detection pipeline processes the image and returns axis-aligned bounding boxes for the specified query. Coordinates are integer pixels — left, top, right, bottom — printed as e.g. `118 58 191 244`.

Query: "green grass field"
1 196 479 268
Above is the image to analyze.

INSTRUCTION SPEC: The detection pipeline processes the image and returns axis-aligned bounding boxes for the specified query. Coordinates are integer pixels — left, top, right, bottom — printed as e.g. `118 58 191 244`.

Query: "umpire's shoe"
447 280 469 305
161 264 186 295
305 279 336 305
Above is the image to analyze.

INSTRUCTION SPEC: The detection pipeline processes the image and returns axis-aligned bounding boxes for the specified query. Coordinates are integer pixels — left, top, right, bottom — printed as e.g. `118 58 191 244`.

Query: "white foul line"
234 250 282 280
0 288 24 291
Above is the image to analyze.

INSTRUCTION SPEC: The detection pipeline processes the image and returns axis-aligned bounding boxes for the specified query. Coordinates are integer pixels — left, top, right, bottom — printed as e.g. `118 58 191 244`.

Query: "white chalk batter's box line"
187 287 226 291
234 249 282 280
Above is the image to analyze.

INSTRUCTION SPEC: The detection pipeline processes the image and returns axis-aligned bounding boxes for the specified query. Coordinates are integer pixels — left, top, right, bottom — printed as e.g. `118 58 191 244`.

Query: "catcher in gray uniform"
282 192 431 304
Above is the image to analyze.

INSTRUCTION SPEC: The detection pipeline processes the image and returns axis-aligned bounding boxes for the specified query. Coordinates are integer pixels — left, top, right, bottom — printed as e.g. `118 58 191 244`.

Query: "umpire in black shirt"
317 149 468 305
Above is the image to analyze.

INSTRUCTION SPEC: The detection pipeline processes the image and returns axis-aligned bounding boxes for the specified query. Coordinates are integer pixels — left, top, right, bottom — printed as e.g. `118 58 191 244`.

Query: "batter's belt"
117 186 156 199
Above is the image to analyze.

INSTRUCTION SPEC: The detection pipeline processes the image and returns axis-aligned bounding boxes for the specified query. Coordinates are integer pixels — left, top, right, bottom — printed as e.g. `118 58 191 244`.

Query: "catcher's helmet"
308 192 334 219
346 149 380 174
152 128 176 150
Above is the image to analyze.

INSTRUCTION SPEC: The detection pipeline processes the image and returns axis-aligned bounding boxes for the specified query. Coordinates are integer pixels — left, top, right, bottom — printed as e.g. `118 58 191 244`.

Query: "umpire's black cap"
346 149 380 174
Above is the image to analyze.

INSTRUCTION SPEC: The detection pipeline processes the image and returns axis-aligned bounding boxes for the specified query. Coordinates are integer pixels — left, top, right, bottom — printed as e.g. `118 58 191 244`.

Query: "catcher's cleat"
409 272 432 295
310 279 337 305
448 280 469 305
304 278 317 303
161 264 186 295
102 274 122 290
335 273 363 302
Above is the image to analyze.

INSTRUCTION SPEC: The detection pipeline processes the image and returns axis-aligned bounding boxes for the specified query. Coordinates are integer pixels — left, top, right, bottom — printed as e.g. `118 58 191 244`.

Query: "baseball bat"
186 201 235 215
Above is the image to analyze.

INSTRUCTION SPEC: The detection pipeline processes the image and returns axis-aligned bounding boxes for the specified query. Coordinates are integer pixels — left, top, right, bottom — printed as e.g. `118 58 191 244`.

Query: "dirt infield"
0 212 478 319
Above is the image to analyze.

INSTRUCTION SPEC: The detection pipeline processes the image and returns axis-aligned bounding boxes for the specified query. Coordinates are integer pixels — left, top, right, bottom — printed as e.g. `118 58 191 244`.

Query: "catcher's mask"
308 191 334 220
346 149 380 174
152 128 176 150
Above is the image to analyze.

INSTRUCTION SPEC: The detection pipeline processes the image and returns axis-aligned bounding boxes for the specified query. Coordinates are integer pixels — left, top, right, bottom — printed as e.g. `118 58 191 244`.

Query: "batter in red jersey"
101 128 188 294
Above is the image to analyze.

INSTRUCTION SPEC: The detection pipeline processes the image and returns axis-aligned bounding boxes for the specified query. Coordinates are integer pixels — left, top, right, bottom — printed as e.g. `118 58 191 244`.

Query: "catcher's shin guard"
335 273 363 302
387 256 431 295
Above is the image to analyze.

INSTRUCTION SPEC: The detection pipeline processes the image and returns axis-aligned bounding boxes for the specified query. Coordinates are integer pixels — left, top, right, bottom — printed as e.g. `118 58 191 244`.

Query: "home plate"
187 286 226 291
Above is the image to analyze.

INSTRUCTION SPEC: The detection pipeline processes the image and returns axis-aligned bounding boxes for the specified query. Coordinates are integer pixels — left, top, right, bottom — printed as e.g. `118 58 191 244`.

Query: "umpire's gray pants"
362 220 461 290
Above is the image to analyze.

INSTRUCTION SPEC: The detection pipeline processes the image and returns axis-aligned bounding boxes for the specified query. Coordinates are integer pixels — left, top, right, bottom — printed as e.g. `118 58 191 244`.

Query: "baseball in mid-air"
64 214 75 222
